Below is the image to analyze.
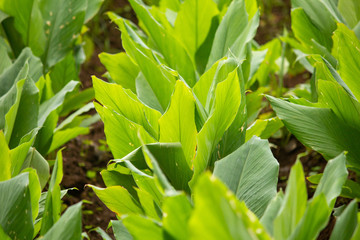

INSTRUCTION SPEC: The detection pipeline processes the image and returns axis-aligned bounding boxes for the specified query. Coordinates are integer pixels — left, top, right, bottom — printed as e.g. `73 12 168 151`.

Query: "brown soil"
61 121 115 239
255 0 291 45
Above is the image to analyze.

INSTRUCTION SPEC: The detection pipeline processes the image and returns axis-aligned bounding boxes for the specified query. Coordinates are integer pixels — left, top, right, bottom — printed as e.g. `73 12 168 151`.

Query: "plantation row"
0 0 360 239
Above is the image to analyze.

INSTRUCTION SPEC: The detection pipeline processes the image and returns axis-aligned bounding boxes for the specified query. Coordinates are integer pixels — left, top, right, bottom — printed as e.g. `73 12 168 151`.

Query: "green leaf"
214 136 279 217
110 15 175 112
131 171 163 206
118 143 192 193
0 10 8 23
332 23 360 101
93 77 160 139
141 144 178 195
162 194 192 240
38 80 79 127
206 0 259 69
189 173 271 240
5 76 39 149
250 39 281 87
122 215 163 240
0 78 25 133
129 0 196 86
89 185 143 216
260 191 284 236
49 51 79 93
159 81 197 165
85 0 104 22
9 129 37 177
267 96 360 170
0 172 34 240
21 147 50 189
174 0 218 59
60 87 94 116
24 168 41 223
95 102 156 158
289 194 331 240
101 169 138 199
99 52 139 93
274 160 307 240
0 0 46 56
245 118 283 142
148 143 193 192
191 69 241 186
291 8 335 65
39 0 87 68
136 188 160 220
292 0 336 39
317 79 360 130
112 220 133 240
0 225 10 240
55 102 94 131
0 48 42 97
0 131 11 181
93 227 112 240
330 200 358 240
193 57 239 113
338 0 360 29
40 150 63 235
49 127 89 154
42 202 83 240
313 153 348 208
0 43 11 75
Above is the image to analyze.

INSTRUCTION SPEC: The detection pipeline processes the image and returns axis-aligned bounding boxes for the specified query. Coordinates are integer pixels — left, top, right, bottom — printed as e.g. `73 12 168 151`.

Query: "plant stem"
278 29 287 97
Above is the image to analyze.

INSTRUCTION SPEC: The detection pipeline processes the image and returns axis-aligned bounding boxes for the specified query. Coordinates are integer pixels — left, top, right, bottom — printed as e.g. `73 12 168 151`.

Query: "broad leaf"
122 215 163 240
111 15 175 112
289 194 330 240
85 0 104 22
95 103 156 159
206 0 259 69
89 185 143 216
49 51 79 93
162 194 192 240
93 77 160 139
129 0 197 86
116 143 193 192
159 81 197 165
330 200 358 240
38 80 79 127
313 153 348 208
191 69 241 186
0 48 42 97
21 147 50 189
268 96 360 170
332 23 360 101
40 150 63 235
112 220 133 240
274 161 307 240
39 0 87 68
214 136 279 217
0 131 11 181
99 52 139 93
4 76 39 149
189 173 271 240
0 172 35 240
42 202 82 240
174 0 218 59
0 0 45 56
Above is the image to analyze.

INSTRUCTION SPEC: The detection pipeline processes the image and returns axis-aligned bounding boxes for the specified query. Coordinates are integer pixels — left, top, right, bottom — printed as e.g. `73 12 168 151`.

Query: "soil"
61 121 116 239
58 0 345 239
